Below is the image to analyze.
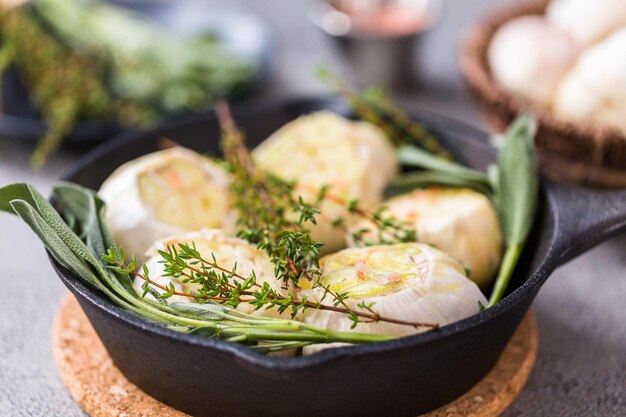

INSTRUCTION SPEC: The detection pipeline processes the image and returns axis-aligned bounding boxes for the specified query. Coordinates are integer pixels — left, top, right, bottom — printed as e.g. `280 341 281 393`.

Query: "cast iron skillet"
52 98 626 417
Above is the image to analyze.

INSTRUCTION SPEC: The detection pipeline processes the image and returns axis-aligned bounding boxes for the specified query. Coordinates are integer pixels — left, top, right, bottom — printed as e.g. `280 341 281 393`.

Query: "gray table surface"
1 1 624 416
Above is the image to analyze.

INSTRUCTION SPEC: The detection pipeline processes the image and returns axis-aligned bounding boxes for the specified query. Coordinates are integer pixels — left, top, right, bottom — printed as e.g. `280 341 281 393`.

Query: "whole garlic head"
488 16 579 107
547 0 626 46
252 111 398 254
99 147 235 262
135 229 292 318
553 28 626 135
300 243 487 354
346 188 502 289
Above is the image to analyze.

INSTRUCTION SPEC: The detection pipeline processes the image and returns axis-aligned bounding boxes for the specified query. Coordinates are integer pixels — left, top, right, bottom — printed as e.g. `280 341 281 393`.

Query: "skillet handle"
546 181 626 266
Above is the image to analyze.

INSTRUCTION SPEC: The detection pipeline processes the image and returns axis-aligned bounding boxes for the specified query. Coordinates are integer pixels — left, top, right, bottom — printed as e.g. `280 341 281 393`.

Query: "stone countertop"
1 1 624 416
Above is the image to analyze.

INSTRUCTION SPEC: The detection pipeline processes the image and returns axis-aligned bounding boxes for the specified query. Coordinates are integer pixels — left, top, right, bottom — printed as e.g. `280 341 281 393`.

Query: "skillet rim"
52 96 558 370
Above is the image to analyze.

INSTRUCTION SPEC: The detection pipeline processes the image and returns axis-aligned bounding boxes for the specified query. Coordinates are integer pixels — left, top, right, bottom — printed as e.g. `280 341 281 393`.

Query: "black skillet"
52 98 626 417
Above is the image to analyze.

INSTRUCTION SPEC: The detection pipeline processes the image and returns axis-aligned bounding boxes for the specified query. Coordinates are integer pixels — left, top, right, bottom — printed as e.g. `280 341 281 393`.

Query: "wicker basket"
460 0 626 188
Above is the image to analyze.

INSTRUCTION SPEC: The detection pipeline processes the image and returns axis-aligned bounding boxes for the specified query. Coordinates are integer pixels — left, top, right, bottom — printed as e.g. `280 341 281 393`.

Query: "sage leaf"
188 326 221 337
385 171 492 198
53 183 137 297
491 113 539 246
397 145 490 185
488 113 539 306
9 199 103 290
169 302 226 321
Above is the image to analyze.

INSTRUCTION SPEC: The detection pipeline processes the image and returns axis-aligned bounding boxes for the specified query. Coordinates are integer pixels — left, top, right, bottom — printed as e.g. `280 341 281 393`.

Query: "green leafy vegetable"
488 113 539 306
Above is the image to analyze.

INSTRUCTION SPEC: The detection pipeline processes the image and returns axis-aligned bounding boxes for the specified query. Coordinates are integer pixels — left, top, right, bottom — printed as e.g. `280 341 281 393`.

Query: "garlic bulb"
252 111 398 254
347 188 502 288
488 16 579 107
553 28 626 135
134 229 291 318
547 0 626 46
99 147 235 262
300 243 487 354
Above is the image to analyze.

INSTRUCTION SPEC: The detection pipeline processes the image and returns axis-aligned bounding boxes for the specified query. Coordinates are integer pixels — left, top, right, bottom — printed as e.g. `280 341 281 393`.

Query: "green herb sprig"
215 102 436 329
103 242 437 330
392 145 492 195
316 66 452 159
488 114 539 306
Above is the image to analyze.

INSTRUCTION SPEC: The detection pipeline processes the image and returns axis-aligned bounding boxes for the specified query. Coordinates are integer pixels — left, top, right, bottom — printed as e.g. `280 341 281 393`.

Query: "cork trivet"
53 293 537 417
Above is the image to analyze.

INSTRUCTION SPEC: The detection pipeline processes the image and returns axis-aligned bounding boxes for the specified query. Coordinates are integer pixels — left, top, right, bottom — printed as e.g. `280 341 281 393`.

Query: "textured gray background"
1 1 625 416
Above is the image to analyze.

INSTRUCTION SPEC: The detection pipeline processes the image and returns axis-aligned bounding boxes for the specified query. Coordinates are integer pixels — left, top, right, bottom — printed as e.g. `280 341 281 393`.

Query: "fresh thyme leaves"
488 113 539 306
316 67 452 159
212 102 437 330
339 202 416 246
103 243 438 330
216 102 324 289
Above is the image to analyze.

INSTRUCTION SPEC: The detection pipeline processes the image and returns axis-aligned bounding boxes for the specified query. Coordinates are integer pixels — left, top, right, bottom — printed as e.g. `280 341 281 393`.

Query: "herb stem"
488 243 523 306
126 259 438 330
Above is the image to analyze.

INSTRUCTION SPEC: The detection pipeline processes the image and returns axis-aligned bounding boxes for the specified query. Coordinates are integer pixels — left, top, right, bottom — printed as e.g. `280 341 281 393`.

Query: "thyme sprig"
103 244 438 330
215 102 436 329
316 67 452 159
216 102 324 289
322 194 417 246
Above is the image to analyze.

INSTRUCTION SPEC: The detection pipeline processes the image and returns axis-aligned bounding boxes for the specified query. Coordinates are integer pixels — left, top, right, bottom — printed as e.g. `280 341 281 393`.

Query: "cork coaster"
53 294 538 417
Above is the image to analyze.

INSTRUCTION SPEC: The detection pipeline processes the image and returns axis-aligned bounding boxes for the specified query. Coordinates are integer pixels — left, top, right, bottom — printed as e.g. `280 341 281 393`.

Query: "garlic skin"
301 243 487 354
99 147 235 262
488 16 579 107
252 111 398 254
553 28 626 135
547 0 626 46
346 188 502 289
134 229 292 318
